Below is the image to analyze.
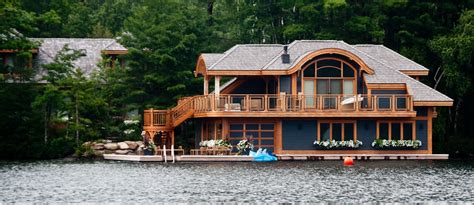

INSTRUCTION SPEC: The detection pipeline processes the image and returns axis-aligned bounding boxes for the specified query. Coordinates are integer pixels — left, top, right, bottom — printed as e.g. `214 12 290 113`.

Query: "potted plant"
236 136 254 155
313 139 363 150
141 140 156 155
371 139 422 150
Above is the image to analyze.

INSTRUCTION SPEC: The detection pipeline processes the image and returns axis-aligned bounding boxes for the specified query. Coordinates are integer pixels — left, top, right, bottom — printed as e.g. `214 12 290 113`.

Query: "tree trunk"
453 97 462 136
75 98 79 145
43 104 48 144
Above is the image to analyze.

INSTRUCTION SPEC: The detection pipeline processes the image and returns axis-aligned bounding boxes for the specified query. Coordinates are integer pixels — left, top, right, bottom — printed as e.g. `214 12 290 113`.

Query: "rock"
117 142 129 150
94 150 105 156
115 150 128 155
104 143 119 150
82 141 92 147
136 141 144 146
93 143 105 150
104 149 115 154
125 141 138 150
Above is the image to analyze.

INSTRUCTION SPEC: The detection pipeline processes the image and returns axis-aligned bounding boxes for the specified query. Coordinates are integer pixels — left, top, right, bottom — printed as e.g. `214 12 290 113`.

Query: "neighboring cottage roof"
29 38 127 81
201 40 452 103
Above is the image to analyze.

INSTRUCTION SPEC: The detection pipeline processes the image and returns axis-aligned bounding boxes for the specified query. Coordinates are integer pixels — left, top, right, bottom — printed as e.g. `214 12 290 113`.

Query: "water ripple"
0 160 472 203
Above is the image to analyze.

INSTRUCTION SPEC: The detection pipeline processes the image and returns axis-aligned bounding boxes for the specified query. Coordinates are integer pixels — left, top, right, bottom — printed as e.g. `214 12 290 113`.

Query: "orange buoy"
343 157 354 166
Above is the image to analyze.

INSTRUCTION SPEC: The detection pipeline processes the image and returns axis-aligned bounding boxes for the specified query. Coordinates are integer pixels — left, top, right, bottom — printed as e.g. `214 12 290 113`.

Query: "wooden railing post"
264 94 268 112
374 96 378 112
150 108 154 126
246 95 250 112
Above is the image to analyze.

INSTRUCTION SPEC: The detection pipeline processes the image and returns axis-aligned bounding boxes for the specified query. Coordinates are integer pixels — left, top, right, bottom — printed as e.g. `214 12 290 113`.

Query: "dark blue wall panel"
194 119 202 148
280 76 291 94
231 78 266 94
416 120 428 150
415 107 428 116
357 120 377 150
282 120 317 150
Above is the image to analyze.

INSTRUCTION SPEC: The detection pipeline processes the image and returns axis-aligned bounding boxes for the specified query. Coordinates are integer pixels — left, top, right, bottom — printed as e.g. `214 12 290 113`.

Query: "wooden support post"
214 75 221 96
291 73 297 95
203 75 209 95
171 130 175 146
428 107 433 154
215 76 221 111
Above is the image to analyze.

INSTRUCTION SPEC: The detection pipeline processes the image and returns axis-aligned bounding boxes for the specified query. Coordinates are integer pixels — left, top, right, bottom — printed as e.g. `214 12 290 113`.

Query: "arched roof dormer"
287 48 374 75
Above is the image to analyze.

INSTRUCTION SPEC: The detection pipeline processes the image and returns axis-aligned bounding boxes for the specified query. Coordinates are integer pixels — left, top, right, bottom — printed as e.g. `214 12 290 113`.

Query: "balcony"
144 94 416 131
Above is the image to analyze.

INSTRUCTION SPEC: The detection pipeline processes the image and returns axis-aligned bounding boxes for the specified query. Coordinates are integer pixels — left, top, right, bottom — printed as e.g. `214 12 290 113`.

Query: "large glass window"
377 121 416 140
229 122 275 151
302 58 357 109
318 121 356 141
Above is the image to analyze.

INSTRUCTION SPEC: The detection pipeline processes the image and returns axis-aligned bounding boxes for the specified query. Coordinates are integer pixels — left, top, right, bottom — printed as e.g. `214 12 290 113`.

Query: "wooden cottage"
144 40 453 155
1 38 128 81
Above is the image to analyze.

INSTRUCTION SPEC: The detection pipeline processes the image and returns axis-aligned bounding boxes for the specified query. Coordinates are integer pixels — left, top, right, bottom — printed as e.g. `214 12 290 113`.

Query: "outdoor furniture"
225 103 241 111
190 147 232 155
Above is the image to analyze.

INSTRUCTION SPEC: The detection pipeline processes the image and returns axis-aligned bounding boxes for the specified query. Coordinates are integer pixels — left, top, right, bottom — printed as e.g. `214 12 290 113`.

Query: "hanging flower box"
313 140 363 150
371 139 422 150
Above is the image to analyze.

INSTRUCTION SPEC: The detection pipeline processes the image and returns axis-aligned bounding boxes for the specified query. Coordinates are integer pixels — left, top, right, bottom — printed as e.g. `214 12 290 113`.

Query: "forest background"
0 0 472 159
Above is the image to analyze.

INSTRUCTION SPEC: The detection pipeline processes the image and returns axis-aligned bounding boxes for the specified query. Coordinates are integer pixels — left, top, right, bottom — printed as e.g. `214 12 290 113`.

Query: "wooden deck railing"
144 94 413 128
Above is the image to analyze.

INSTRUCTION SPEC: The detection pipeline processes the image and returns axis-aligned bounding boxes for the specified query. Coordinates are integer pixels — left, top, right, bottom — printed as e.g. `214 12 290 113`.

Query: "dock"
103 153 448 162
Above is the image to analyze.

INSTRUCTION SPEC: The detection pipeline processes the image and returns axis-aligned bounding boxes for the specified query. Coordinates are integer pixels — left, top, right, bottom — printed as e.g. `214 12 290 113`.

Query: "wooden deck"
103 153 448 162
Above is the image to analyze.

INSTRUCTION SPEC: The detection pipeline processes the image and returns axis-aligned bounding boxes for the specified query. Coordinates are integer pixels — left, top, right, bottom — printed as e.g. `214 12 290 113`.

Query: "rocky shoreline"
79 140 144 158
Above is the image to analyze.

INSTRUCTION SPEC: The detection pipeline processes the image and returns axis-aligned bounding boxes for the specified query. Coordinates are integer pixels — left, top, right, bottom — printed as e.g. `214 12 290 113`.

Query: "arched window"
302 58 357 108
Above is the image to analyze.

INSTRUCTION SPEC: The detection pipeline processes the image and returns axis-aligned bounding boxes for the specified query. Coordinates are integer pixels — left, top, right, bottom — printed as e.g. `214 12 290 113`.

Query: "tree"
430 10 474 138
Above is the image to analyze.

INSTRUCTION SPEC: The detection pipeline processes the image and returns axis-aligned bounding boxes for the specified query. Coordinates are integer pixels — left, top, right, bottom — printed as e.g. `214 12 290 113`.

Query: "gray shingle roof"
353 44 428 71
29 38 127 81
201 53 224 68
201 40 452 102
209 44 283 70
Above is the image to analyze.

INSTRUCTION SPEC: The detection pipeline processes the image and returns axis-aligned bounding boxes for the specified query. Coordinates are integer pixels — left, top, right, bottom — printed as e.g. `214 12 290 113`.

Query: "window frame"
301 57 358 96
317 120 357 141
376 121 416 140
228 122 275 150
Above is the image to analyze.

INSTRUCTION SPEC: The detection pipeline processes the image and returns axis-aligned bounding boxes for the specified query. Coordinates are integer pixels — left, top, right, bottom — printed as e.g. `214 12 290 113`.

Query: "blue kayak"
249 150 277 162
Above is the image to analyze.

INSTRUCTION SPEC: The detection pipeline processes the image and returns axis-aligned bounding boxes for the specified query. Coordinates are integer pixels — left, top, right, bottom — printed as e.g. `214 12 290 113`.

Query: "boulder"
104 149 115 154
103 139 112 143
115 150 129 155
104 143 119 150
94 150 105 157
117 142 129 150
125 141 138 150
136 141 144 146
93 143 105 150
82 141 92 147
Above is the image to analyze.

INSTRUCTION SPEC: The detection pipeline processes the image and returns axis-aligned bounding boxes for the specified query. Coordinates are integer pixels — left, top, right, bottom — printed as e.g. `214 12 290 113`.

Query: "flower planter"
143 149 154 155
372 146 420 150
313 146 360 150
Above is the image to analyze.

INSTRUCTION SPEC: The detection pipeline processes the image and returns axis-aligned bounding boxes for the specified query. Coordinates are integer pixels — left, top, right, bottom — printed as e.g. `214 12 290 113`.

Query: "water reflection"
0 160 472 203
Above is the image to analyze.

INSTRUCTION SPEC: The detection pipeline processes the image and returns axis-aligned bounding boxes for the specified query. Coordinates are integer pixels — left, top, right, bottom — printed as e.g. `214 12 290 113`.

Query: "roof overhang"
400 70 429 76
0 49 38 54
366 83 406 90
102 50 128 55
413 101 453 107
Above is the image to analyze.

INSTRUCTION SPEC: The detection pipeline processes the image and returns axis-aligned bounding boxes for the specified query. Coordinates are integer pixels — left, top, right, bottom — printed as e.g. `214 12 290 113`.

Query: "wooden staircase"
143 96 196 140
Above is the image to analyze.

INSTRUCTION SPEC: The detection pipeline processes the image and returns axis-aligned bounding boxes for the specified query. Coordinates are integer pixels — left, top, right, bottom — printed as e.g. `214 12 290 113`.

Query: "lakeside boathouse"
143 40 453 155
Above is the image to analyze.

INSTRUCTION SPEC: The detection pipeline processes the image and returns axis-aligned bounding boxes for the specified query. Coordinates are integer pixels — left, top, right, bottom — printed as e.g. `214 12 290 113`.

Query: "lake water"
0 160 472 203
